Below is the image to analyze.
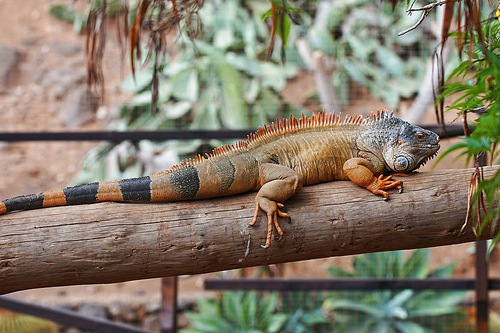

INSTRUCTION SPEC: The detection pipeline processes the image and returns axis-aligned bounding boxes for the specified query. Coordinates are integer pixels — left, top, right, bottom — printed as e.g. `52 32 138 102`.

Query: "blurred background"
0 0 498 332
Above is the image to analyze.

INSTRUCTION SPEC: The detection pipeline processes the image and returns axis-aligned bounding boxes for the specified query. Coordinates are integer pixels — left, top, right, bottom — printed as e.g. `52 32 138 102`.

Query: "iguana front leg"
251 163 303 248
343 158 402 199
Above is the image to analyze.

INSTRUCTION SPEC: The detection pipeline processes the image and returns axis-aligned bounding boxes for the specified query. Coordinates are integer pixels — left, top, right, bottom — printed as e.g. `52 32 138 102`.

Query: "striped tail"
0 150 258 215
0 176 154 215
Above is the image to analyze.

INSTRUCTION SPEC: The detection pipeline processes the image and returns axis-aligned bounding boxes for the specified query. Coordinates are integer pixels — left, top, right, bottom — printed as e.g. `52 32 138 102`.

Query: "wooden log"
0 167 498 294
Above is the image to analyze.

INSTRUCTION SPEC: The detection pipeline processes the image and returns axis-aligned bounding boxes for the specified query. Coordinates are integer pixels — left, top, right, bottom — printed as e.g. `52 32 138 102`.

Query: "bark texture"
1 167 498 294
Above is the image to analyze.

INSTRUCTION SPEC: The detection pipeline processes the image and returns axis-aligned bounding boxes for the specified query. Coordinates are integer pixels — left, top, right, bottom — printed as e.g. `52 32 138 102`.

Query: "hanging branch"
85 0 108 98
398 0 448 36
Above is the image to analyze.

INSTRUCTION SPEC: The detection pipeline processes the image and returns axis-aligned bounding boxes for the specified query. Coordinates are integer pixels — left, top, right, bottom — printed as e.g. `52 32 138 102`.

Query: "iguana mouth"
412 142 440 149
416 150 439 168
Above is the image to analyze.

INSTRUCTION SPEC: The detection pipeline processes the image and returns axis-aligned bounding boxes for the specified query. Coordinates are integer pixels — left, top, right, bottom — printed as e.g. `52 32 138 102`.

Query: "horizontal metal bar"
428 124 468 138
205 278 500 291
0 296 153 333
0 125 466 142
0 129 253 142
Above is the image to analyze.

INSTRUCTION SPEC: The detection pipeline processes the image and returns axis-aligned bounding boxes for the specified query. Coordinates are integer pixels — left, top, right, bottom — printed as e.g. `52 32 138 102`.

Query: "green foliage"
49 4 87 32
184 251 466 333
322 249 467 333
73 0 302 183
0 310 57 333
186 249 465 333
120 0 302 130
49 4 78 22
262 0 305 49
435 19 500 245
49 1 124 32
279 292 331 333
181 291 287 333
307 0 436 108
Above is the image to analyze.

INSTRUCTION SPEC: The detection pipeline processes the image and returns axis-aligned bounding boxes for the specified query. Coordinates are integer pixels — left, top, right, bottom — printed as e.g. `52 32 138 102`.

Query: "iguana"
0 110 440 248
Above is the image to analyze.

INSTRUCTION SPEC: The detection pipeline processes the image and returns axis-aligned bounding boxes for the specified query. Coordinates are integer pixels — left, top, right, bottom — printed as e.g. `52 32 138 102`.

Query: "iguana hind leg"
343 158 403 199
251 163 303 249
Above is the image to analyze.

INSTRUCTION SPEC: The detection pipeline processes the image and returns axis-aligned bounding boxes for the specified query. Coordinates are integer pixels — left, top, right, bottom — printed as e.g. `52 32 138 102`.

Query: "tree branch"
296 39 340 112
403 4 453 124
1 167 498 294
398 0 448 36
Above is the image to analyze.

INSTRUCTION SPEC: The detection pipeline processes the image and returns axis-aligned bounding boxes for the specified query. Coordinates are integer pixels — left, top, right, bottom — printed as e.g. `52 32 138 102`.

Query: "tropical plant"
435 17 499 244
279 291 331 333
322 249 467 333
191 250 468 333
306 0 438 109
181 291 287 333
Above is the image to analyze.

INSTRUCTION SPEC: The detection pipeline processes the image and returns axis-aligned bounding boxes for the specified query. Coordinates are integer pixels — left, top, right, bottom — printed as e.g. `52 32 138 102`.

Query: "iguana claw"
251 201 288 248
368 175 403 199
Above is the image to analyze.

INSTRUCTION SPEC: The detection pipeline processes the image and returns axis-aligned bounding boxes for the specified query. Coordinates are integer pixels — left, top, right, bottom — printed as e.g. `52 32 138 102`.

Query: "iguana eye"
394 156 409 171
416 132 425 140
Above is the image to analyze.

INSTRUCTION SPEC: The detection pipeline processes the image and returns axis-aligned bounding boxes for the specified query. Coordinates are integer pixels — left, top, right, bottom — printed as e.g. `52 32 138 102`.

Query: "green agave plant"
181 291 287 333
182 250 467 333
323 249 467 333
279 291 331 333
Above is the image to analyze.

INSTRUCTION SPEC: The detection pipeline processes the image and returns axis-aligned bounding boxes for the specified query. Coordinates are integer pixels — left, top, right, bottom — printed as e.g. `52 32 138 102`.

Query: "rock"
37 66 98 127
63 87 99 127
144 301 161 314
142 314 161 332
108 302 138 322
40 67 86 100
78 303 108 319
51 41 81 57
22 36 38 47
0 45 22 92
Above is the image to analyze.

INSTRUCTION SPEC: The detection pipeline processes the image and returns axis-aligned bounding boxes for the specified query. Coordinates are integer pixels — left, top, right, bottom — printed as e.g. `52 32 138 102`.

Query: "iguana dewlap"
0 110 440 248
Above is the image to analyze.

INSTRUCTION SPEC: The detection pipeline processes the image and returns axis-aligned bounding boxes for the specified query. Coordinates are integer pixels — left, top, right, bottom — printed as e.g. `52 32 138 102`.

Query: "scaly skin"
0 110 440 248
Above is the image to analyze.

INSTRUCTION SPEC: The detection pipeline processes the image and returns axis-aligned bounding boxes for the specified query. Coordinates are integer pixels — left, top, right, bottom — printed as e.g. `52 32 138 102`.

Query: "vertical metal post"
476 240 488 333
475 152 488 333
160 277 178 333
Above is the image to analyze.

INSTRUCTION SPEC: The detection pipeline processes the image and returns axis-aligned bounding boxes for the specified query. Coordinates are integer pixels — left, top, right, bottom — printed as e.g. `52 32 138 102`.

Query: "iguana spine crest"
172 109 390 172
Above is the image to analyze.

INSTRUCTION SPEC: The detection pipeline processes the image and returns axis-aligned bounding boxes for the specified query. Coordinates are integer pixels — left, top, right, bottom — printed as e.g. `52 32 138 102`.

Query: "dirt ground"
0 0 498 322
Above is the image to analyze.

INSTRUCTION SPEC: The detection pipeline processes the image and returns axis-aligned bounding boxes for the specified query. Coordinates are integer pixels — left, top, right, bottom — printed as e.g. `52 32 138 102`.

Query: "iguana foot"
250 163 302 248
251 201 289 249
344 158 405 200
391 171 417 194
367 175 403 200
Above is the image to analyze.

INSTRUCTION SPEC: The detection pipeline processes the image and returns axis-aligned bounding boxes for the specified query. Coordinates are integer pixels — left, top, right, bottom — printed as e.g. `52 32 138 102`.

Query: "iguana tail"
0 176 155 215
0 150 259 215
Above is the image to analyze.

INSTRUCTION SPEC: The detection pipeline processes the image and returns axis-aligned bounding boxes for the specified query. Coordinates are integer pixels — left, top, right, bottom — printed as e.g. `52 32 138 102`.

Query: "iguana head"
382 120 440 173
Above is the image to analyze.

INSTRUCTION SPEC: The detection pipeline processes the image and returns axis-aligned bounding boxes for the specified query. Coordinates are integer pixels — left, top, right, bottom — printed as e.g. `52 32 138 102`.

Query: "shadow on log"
1 166 498 294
